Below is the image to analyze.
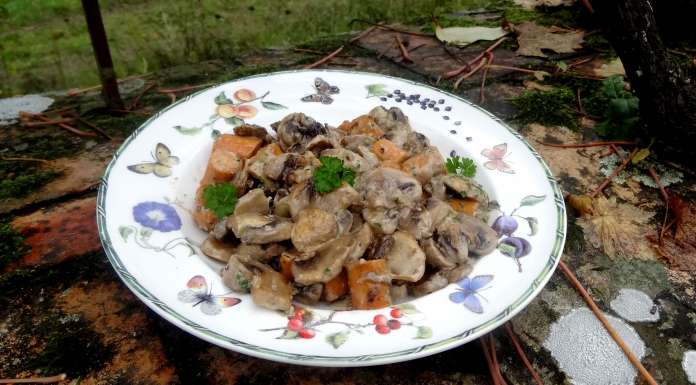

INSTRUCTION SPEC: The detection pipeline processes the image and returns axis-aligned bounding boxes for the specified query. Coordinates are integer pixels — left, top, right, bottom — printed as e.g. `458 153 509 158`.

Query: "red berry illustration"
287 317 304 332
294 309 305 319
375 324 391 334
390 308 402 318
299 328 316 339
387 319 401 330
373 314 388 326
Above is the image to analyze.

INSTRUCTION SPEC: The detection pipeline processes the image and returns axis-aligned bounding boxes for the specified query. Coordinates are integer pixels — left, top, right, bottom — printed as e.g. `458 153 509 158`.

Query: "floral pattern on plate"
492 194 546 271
260 304 432 348
178 275 241 315
173 87 286 136
118 201 194 258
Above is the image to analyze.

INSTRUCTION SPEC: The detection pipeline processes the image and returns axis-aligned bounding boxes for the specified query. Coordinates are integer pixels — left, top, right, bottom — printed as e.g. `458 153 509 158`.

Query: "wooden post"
81 0 123 109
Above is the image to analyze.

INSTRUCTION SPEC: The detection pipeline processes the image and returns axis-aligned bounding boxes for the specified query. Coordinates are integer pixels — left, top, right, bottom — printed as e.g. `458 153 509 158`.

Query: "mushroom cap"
383 231 426 282
291 208 338 253
228 213 293 244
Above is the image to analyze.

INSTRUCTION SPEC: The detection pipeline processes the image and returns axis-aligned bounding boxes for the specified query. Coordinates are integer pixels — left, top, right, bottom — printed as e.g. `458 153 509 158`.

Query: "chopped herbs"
446 155 477 178
313 156 356 193
202 183 238 219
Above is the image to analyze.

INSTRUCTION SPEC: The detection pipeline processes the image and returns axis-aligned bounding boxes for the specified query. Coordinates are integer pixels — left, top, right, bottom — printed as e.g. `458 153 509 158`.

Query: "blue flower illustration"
132 201 182 232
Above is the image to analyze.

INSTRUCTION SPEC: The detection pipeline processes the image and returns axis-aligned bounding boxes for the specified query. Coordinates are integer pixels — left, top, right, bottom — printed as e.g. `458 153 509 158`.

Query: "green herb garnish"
446 155 476 178
313 156 356 193
202 183 238 219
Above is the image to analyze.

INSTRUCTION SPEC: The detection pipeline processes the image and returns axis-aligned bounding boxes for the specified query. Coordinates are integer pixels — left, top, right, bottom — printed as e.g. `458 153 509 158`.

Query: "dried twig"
21 118 74 127
504 323 544 385
576 89 585 115
351 19 433 37
0 156 50 164
443 37 507 79
67 114 113 140
349 24 381 43
488 335 508 385
394 35 413 63
0 373 67 384
293 48 325 54
20 112 97 137
481 337 503 385
557 260 658 385
480 52 493 103
590 148 638 198
648 167 670 243
110 108 152 116
304 45 345 69
129 82 157 110
536 140 637 148
156 83 214 94
453 56 489 90
580 0 594 13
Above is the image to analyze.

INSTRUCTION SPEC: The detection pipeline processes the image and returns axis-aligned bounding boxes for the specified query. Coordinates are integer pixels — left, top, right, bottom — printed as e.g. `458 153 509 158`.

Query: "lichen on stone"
609 288 659 322
0 95 53 126
599 150 684 188
544 307 646 385
684 350 696 384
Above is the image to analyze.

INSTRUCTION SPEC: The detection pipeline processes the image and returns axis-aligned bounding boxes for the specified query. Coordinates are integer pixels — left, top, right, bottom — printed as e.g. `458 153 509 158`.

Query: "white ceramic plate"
97 70 566 367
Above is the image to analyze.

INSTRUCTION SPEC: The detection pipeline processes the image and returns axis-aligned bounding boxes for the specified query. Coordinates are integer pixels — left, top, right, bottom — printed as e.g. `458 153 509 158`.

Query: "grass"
0 0 566 96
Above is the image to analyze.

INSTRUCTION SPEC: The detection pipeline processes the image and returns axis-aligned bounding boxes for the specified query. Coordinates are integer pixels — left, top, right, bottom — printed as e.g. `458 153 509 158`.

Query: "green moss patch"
0 219 27 271
511 87 577 129
0 170 61 200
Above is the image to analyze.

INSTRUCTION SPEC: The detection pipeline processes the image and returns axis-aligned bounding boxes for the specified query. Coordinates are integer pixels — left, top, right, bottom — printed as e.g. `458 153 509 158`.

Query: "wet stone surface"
1 23 695 385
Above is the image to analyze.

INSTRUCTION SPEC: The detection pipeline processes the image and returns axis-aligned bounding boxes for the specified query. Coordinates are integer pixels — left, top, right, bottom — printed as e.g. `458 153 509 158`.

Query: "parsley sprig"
446 155 476 178
313 156 356 193
202 183 238 219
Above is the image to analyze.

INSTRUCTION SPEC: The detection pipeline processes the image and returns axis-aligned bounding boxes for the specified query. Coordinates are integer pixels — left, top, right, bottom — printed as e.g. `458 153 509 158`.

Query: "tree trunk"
593 0 696 162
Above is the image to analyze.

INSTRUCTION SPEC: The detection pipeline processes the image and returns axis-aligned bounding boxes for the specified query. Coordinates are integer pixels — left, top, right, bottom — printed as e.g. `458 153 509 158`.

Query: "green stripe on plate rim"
96 69 566 364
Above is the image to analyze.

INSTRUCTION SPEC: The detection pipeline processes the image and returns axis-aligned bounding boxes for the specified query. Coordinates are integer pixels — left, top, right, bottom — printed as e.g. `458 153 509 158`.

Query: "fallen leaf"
514 22 584 58
568 194 594 216
577 196 657 260
647 196 696 271
523 80 554 92
594 58 626 78
513 0 575 9
435 25 507 46
631 147 650 164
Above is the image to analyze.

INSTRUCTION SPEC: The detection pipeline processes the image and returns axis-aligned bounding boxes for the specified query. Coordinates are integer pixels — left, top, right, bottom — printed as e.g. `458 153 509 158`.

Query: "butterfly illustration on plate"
177 275 241 315
481 143 514 174
449 275 493 314
127 142 179 178
301 77 339 105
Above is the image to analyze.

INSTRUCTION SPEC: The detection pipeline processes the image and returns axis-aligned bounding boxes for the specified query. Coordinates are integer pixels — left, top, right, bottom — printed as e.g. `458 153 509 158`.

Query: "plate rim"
96 68 567 366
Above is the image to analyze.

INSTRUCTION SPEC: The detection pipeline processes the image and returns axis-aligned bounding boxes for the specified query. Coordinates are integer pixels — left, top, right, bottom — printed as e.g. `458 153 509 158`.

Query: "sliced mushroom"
362 207 400 234
424 175 446 200
228 213 293 244
426 198 454 227
359 167 423 208
263 153 295 181
390 284 409 302
453 213 498 256
234 188 269 216
275 113 328 152
409 271 448 297
401 147 446 184
321 148 371 173
346 222 373 264
383 231 426 282
435 219 470 265
402 131 430 155
442 174 489 205
233 244 275 264
312 184 360 214
295 283 323 305
273 189 291 217
250 267 293 311
247 145 280 191
234 124 272 143
305 135 336 154
287 180 313 219
398 206 434 239
369 106 411 147
341 134 376 152
201 236 236 263
211 218 231 240
291 208 338 253
335 209 354 236
442 262 473 283
420 237 456 269
356 145 381 170
221 255 254 293
291 235 354 285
